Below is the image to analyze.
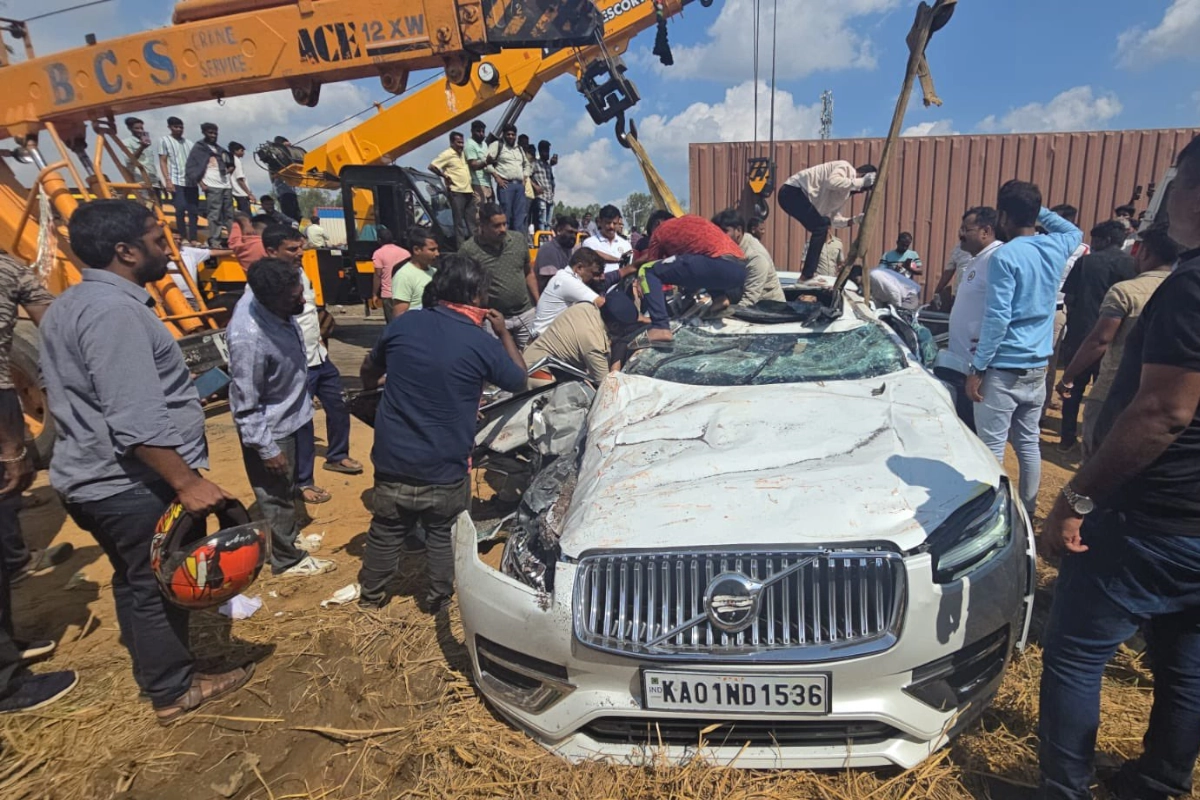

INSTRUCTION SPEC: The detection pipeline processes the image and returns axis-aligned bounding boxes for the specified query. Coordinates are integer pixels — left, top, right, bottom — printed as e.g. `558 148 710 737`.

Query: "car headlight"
501 523 557 594
927 481 1012 583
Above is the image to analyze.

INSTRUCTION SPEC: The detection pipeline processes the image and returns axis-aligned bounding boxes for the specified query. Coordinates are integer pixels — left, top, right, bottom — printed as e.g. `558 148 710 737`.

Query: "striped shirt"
157 135 192 185
531 159 555 204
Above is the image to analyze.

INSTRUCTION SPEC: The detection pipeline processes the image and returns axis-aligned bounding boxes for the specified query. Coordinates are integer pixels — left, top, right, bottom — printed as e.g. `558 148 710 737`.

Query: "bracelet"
0 447 26 464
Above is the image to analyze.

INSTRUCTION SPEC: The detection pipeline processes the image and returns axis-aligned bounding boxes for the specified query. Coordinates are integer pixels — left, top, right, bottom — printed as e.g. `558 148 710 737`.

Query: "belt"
994 366 1043 377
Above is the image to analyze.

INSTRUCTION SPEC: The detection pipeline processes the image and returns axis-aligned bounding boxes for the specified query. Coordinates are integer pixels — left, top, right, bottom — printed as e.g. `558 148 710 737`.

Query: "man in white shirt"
228 142 256 215
1044 203 1089 414
939 206 1003 430
778 160 877 280
532 248 605 336
581 205 632 273
305 214 329 249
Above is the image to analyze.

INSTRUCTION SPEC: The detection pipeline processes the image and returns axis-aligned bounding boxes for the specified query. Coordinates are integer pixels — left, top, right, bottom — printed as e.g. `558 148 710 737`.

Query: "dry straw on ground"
0 555 1189 800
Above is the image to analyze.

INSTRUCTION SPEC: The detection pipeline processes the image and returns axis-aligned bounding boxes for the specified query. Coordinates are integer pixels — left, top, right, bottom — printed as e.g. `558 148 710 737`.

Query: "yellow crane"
0 0 603 462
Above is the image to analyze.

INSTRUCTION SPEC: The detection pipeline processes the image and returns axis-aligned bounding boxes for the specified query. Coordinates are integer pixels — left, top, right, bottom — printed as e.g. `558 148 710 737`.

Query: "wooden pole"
835 0 956 304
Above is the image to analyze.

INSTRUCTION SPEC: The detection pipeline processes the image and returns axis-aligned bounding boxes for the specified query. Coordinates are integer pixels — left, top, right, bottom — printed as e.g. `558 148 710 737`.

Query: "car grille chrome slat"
574 549 906 661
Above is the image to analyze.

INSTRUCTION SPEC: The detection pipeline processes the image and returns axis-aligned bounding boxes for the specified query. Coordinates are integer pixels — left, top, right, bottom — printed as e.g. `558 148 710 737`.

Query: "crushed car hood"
560 369 1002 557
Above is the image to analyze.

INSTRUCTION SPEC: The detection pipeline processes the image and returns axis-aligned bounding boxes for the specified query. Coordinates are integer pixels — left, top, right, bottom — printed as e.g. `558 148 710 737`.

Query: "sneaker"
0 670 78 713
17 639 56 662
278 555 336 577
154 663 255 726
293 532 324 553
1056 436 1078 453
12 543 75 584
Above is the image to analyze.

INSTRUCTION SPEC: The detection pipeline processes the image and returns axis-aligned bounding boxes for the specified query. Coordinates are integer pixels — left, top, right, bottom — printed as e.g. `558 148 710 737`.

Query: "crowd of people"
1 124 1199 800
425 121 561 246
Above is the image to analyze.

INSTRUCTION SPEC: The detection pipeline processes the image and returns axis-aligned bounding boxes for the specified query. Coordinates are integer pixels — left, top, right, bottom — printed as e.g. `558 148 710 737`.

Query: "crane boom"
287 0 694 187
1 0 601 142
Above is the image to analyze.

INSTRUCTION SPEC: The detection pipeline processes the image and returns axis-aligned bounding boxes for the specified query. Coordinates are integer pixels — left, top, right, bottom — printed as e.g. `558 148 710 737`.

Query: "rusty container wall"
690 129 1199 301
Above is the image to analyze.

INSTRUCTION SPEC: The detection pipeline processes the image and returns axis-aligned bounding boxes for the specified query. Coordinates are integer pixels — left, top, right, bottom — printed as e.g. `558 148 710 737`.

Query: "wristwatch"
1061 483 1096 516
968 365 984 377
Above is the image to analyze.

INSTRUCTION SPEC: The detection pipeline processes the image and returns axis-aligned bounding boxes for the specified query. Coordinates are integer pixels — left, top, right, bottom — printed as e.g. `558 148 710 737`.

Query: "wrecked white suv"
455 285 1036 769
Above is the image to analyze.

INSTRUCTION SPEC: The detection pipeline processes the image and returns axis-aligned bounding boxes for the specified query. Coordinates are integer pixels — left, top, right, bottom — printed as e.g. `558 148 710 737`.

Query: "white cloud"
902 119 958 137
976 86 1122 134
1117 0 1200 68
658 0 900 81
552 137 637 208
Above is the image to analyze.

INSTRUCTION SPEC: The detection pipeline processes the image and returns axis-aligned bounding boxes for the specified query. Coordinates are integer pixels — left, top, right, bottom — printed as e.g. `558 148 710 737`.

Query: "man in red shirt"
228 214 270 269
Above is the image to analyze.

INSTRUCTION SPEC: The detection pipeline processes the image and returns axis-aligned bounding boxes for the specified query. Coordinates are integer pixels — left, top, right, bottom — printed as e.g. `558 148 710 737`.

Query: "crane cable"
767 0 778 153
751 0 760 156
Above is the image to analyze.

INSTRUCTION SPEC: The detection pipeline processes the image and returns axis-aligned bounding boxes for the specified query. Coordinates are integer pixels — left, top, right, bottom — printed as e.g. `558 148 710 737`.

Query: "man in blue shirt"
878 231 923 280
358 253 527 613
228 258 335 578
966 181 1083 515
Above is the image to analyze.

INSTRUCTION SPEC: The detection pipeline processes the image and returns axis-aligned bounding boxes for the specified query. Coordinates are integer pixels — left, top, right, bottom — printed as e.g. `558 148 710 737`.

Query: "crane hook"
615 113 638 150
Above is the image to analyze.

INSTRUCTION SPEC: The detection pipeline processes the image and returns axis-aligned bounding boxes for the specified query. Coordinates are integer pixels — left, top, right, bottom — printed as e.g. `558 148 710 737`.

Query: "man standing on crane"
777 161 877 280
465 121 493 212
429 131 476 245
158 117 199 245
486 124 532 237
185 123 233 249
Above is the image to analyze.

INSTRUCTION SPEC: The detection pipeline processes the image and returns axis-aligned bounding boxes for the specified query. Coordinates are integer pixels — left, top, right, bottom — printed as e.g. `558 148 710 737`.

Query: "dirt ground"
0 310 1183 799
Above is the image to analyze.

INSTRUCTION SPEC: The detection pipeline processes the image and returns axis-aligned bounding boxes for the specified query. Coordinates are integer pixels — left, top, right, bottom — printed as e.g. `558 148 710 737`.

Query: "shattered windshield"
625 324 908 386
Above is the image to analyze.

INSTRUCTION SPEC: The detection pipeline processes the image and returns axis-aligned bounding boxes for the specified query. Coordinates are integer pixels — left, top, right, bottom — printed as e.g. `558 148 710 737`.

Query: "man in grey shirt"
227 258 334 578
712 208 785 306
40 200 252 724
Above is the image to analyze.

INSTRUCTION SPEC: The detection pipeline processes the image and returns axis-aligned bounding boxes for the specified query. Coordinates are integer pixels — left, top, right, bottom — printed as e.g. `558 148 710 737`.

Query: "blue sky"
17 0 1200 207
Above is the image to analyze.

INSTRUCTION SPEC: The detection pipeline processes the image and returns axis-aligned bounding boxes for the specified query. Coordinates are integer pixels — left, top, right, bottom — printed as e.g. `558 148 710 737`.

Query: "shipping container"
690 128 1200 302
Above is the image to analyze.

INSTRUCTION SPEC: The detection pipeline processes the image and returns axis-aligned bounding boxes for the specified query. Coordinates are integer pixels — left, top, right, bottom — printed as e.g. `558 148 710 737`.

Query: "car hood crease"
559 370 1002 556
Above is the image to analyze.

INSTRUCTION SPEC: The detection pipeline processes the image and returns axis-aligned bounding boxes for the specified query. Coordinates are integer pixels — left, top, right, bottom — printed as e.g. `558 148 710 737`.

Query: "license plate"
642 670 830 715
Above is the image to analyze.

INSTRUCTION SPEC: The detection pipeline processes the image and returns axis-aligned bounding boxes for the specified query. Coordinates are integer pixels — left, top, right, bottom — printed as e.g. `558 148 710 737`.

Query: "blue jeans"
295 359 352 488
531 199 554 232
641 255 748 330
1039 510 1200 800
65 482 194 707
496 180 528 237
974 367 1046 516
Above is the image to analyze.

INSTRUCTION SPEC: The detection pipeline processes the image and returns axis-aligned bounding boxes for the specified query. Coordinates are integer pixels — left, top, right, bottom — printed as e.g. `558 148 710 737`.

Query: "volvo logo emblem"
704 572 761 634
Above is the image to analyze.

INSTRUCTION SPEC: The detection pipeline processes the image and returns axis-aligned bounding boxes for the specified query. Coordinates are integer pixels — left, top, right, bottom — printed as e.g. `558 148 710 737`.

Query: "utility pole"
819 91 834 140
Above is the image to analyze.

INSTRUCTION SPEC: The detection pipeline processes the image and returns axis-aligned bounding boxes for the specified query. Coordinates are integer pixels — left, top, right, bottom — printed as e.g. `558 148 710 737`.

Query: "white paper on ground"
218 594 263 620
321 583 361 608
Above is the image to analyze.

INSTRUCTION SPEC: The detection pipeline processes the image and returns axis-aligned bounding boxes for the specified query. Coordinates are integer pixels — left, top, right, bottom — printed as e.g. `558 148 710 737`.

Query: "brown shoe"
155 663 255 726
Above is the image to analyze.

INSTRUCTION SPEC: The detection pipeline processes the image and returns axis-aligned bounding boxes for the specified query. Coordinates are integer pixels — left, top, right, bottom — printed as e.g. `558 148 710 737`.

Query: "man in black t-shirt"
1038 134 1200 800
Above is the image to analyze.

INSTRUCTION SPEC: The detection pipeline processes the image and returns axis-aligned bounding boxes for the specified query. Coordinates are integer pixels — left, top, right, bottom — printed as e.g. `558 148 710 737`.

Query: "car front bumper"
454 513 1033 769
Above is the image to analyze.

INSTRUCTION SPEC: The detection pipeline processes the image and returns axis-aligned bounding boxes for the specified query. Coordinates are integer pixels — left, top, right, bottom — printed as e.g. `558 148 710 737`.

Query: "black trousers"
0 498 24 699
934 366 977 433
0 495 27 575
65 481 194 707
778 184 831 280
1060 362 1098 442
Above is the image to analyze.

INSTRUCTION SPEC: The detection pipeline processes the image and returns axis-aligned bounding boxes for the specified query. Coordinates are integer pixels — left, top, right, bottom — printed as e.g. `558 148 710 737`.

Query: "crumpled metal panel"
559 366 1001 557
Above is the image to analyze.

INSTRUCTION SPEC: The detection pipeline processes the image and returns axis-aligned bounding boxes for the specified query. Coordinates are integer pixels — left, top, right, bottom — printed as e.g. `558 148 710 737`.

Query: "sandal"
300 485 332 504
323 458 364 475
155 663 255 726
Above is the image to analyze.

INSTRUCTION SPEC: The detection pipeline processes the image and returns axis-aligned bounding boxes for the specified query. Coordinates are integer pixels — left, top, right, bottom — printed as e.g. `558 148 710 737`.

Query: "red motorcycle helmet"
150 498 269 610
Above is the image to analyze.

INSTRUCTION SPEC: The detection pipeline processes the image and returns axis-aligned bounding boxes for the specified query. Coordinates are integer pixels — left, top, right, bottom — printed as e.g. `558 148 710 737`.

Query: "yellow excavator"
0 0 606 464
